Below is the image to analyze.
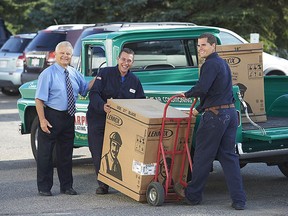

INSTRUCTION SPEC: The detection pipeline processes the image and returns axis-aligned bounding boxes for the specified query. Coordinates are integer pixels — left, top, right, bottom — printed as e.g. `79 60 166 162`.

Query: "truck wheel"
278 162 288 177
31 117 57 166
240 162 247 168
1 87 19 96
146 182 165 206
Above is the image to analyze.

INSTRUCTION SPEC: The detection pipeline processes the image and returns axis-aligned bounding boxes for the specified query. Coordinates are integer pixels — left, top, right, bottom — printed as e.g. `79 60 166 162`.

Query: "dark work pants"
87 114 108 188
37 107 75 192
185 108 246 205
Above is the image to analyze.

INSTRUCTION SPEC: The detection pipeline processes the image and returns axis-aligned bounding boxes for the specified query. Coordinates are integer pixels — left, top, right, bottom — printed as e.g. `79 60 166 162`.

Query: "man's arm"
88 77 96 90
35 98 52 134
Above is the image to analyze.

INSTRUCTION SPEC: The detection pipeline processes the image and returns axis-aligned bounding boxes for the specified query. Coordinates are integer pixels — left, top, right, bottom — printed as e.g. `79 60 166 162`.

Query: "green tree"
1 0 287 57
0 0 45 33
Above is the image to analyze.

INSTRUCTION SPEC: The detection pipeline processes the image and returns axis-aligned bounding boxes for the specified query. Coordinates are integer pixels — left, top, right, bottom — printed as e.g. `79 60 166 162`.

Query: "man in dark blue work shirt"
87 48 145 195
181 33 246 210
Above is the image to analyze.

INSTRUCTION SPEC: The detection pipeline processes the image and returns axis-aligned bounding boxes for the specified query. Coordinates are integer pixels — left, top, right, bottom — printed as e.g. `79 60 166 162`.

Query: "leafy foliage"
0 0 287 57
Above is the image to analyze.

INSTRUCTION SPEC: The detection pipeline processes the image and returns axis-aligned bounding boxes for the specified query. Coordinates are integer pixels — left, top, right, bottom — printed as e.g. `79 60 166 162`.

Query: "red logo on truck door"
74 112 88 134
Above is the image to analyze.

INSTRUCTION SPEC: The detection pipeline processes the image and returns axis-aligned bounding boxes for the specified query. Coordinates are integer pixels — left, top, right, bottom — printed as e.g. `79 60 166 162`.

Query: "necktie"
64 69 76 116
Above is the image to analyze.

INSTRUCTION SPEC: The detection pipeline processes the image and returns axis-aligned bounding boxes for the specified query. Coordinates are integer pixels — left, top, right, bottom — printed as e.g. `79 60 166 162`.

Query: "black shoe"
60 188 77 195
184 197 201 205
96 186 109 195
38 191 52 196
232 202 245 210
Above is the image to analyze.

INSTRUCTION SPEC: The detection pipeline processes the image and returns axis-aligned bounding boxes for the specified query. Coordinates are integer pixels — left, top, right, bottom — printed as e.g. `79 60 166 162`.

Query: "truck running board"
237 143 288 159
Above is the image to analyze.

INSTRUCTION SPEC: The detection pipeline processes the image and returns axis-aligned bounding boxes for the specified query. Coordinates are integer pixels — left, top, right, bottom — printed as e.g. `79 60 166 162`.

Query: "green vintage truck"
17 27 288 177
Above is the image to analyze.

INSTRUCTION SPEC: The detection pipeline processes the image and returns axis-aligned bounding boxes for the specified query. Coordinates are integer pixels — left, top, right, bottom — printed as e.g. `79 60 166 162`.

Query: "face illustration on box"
101 131 123 181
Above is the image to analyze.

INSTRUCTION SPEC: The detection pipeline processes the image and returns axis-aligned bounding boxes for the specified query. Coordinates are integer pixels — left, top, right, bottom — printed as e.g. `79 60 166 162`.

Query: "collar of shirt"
54 62 67 74
115 65 131 78
206 52 218 60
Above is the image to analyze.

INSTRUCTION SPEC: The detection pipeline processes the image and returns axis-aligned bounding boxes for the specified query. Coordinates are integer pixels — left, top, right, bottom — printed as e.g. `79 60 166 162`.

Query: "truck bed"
242 116 288 131
242 117 288 141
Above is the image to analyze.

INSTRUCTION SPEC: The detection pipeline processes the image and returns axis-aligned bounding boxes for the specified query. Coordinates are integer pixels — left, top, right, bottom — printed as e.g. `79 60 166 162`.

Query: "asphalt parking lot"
0 91 288 216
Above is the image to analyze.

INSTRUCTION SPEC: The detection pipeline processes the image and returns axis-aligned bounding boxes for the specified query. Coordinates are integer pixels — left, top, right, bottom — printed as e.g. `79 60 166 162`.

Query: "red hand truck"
146 95 197 206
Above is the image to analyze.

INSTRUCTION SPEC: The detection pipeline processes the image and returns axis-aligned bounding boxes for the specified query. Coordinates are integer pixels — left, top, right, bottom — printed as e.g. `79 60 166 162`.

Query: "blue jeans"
185 108 246 205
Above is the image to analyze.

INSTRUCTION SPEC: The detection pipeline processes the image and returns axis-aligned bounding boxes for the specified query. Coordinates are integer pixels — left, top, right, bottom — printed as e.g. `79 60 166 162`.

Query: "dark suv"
21 24 94 83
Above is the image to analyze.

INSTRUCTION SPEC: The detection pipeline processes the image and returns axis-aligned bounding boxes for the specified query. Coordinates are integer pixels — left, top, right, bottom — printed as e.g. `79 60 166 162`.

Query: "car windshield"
25 31 66 51
0 37 32 53
219 31 244 45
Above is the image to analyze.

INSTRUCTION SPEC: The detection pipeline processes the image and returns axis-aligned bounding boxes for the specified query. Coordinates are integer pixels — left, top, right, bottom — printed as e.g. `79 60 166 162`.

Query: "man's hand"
39 118 52 134
104 103 111 113
179 93 186 97
192 108 199 116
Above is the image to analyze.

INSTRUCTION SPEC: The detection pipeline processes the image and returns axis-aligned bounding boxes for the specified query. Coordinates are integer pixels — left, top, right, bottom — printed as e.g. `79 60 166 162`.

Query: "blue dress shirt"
35 63 89 111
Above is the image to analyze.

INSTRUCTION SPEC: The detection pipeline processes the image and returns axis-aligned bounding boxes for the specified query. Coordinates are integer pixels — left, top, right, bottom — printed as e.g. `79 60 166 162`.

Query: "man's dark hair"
199 33 217 46
119 48 134 57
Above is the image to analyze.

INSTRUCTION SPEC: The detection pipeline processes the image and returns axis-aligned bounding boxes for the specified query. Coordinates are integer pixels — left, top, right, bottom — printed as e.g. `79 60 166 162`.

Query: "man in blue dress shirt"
181 33 246 210
35 41 94 196
87 48 145 195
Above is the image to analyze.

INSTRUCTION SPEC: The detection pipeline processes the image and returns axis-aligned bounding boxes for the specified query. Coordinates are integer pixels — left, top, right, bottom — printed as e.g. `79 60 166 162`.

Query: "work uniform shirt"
87 65 145 119
35 63 89 111
184 52 234 113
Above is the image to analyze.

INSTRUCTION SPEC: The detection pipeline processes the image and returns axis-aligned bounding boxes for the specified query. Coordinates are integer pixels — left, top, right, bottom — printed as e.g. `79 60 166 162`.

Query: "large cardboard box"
216 43 266 123
98 99 195 202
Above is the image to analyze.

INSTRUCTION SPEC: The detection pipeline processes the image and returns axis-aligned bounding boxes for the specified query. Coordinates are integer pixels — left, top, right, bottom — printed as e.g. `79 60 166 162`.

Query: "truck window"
85 45 106 76
123 39 198 71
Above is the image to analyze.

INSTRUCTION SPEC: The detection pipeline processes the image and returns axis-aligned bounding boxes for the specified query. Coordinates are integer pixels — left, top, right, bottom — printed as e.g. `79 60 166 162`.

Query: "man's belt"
205 104 235 115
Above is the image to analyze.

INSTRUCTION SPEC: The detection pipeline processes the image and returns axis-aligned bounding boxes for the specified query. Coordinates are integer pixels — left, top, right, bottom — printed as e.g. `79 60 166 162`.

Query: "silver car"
0 33 36 95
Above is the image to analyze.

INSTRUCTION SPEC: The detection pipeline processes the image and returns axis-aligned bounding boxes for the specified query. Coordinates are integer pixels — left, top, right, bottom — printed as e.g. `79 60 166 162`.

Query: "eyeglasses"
119 57 133 64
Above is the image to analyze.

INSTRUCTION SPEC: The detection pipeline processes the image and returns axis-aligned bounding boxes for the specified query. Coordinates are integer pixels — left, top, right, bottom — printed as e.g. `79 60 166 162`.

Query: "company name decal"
107 114 123 126
74 112 87 134
223 56 241 65
148 129 173 138
147 96 193 104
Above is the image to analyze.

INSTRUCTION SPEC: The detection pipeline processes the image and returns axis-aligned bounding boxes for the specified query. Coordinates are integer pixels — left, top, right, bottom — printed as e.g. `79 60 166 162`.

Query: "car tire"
278 162 288 177
1 87 19 96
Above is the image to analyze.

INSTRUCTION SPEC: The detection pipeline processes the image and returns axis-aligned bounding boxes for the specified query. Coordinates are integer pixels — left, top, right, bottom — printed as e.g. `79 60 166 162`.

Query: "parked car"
21 24 95 84
0 33 36 95
215 27 288 76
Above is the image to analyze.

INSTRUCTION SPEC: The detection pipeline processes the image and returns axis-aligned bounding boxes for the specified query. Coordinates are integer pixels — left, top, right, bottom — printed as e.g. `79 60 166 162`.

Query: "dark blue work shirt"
184 52 234 112
87 65 145 117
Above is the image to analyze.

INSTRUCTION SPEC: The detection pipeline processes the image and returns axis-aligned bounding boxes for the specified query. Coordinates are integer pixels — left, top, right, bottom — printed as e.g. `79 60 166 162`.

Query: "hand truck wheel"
146 182 165 206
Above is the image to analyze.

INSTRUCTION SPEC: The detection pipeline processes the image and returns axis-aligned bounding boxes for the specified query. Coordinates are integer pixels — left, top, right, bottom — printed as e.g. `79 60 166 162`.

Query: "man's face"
197 37 215 59
117 51 134 76
55 45 72 68
110 140 120 159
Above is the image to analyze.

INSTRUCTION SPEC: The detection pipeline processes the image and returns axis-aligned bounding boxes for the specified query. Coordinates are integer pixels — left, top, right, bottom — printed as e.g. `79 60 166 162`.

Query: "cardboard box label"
132 160 156 175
